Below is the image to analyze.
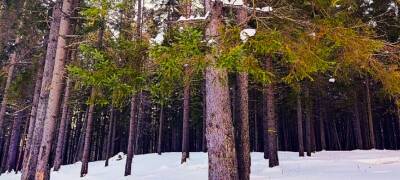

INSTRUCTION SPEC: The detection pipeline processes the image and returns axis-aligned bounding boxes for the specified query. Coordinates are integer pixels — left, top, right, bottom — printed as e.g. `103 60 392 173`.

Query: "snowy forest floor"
2 150 400 180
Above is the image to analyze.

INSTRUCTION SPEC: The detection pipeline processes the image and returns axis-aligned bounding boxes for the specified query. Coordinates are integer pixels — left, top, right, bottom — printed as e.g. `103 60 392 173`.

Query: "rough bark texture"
6 112 22 172
105 106 114 166
204 1 238 179
80 90 96 177
53 77 72 171
365 78 375 148
35 0 73 178
157 104 164 155
21 1 61 179
181 73 190 163
265 57 279 167
297 93 304 156
125 96 138 176
234 5 250 180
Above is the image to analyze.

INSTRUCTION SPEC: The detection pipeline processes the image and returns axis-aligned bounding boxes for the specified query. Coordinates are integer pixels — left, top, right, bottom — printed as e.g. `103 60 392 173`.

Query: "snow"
240 28 256 42
151 31 165 45
177 12 210 22
222 0 244 6
329 78 336 83
3 150 400 180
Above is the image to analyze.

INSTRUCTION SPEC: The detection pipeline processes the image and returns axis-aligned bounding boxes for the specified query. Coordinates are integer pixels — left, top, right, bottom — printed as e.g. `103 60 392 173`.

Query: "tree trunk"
234 5 251 179
53 77 72 171
105 106 114 166
6 112 22 172
318 96 326 150
265 57 279 167
125 96 138 176
297 93 304 156
157 104 164 155
35 0 74 178
204 1 238 179
202 79 207 152
365 78 375 148
305 86 312 156
181 72 190 163
21 1 61 179
352 95 363 149
0 37 19 158
80 89 96 177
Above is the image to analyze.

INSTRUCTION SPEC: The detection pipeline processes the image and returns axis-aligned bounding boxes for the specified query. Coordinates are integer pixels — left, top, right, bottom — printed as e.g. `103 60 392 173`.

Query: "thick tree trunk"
181 74 190 163
265 57 279 167
21 1 61 179
105 106 114 166
6 112 22 172
53 77 72 171
125 96 138 176
157 104 164 155
297 93 304 156
0 37 19 157
35 0 74 178
352 95 363 149
80 89 96 177
204 1 238 179
365 78 375 148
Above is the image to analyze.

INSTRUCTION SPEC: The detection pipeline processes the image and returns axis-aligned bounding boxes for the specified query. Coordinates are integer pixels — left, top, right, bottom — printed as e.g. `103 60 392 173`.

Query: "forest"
0 0 399 180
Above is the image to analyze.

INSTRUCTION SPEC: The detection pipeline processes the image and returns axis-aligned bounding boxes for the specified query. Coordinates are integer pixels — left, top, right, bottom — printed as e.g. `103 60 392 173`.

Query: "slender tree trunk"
234 5 251 179
125 96 138 176
352 95 363 149
297 93 304 156
318 96 326 150
365 78 375 148
204 1 238 179
22 1 61 179
105 106 114 166
53 77 72 171
157 104 164 155
181 72 190 163
6 112 22 172
0 37 19 157
202 79 207 152
305 86 312 156
80 89 96 177
262 90 268 159
265 57 279 167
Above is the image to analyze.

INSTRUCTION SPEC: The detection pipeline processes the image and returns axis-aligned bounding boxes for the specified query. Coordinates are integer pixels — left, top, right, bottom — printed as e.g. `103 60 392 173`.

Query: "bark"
157 104 164 155
105 106 114 166
318 97 326 150
365 78 375 148
0 37 19 157
262 90 268 159
181 72 190 163
204 1 238 179
202 79 207 152
80 89 96 177
6 112 22 172
125 96 138 176
22 1 61 179
265 57 279 167
297 93 304 156
352 95 363 149
53 77 72 171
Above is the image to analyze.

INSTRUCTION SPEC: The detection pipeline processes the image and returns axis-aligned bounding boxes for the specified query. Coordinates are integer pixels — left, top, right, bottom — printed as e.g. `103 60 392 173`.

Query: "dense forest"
0 0 399 179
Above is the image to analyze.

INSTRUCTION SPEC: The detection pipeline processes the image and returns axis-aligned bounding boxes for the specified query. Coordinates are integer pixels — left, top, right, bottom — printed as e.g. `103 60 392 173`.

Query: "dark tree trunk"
202 79 207 152
265 57 279 167
297 93 304 156
318 96 326 150
21 1 61 179
53 77 72 171
305 86 312 156
125 96 138 176
157 104 164 155
181 73 190 163
352 95 363 149
80 90 96 177
365 78 375 148
105 106 114 166
6 112 22 172
204 1 238 179
262 90 268 159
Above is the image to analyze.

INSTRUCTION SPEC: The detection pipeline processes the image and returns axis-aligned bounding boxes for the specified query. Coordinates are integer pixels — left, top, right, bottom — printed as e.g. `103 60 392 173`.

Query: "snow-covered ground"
2 150 400 180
